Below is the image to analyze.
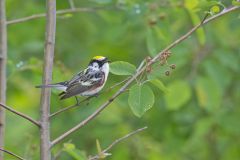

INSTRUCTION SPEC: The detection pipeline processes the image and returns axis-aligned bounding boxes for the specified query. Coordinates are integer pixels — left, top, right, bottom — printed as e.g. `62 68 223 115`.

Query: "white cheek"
102 63 109 78
91 63 99 70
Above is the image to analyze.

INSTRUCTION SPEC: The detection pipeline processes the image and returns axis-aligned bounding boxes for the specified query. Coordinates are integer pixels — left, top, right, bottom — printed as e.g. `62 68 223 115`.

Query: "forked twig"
89 126 147 160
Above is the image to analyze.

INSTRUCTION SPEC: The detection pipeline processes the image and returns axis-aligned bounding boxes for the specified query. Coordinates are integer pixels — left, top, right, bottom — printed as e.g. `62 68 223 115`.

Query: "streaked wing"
67 70 85 85
60 70 104 99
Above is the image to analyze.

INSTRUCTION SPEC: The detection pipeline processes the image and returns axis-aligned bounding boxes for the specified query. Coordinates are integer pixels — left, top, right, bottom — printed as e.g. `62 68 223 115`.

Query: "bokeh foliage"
4 0 240 159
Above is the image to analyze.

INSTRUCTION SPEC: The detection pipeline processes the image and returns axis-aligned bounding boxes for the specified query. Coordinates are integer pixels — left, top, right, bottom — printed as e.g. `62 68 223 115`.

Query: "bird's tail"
35 81 67 90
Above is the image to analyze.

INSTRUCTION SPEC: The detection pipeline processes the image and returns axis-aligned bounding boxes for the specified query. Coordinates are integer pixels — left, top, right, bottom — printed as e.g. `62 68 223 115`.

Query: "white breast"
81 63 109 96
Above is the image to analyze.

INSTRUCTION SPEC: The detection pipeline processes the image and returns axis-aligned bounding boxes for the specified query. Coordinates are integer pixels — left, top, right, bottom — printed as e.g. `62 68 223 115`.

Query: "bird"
36 56 110 100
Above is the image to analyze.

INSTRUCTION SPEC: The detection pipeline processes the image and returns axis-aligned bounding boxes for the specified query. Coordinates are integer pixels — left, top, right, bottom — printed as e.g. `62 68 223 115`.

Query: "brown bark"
40 0 56 159
0 0 7 159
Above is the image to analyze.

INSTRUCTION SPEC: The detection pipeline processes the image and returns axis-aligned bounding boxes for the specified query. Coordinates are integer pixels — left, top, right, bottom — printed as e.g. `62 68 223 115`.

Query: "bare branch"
0 148 25 160
89 126 147 160
204 6 240 24
7 6 119 25
39 0 56 159
0 0 7 157
50 77 130 118
51 5 240 147
0 103 40 127
103 127 147 152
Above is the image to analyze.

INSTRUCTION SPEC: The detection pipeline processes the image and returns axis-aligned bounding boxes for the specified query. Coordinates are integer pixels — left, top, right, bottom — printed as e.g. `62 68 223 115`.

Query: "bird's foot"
75 96 80 105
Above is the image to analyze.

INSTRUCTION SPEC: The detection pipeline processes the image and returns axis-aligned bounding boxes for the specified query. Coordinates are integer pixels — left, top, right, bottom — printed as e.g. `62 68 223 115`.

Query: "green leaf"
195 77 221 112
96 139 102 154
232 0 240 6
210 5 220 14
62 13 73 18
164 80 191 110
110 61 136 75
63 143 87 160
197 1 219 9
96 139 105 159
64 143 75 150
184 0 199 10
128 84 155 117
149 79 169 93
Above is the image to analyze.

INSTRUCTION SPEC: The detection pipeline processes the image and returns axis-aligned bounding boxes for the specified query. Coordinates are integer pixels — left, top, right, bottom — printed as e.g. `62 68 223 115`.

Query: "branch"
51 5 240 147
0 0 7 156
89 126 147 160
39 0 56 159
0 103 40 127
7 6 119 25
0 148 25 160
50 78 130 118
204 6 240 24
50 96 92 118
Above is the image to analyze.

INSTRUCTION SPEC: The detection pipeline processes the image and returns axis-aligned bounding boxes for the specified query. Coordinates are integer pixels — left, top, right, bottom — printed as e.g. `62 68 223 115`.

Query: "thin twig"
68 0 75 9
50 78 130 118
203 6 239 24
89 126 147 160
0 103 40 127
105 77 130 92
7 6 119 25
136 60 146 72
50 96 92 118
0 148 25 160
51 5 240 147
135 59 147 84
103 126 147 153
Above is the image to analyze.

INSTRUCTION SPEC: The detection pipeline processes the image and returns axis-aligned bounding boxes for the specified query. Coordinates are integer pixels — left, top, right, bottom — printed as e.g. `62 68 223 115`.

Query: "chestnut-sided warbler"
36 56 110 100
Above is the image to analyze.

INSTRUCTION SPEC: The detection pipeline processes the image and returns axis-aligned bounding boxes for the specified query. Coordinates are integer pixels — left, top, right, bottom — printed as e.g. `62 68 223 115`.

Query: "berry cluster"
159 51 176 76
144 51 176 77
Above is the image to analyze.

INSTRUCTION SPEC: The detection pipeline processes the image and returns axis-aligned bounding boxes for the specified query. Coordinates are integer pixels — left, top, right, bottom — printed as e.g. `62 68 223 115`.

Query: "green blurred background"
4 0 240 159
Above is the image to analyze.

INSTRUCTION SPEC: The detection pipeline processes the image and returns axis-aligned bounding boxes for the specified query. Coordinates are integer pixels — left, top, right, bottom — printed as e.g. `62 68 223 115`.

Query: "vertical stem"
0 0 7 159
68 0 75 9
40 0 56 160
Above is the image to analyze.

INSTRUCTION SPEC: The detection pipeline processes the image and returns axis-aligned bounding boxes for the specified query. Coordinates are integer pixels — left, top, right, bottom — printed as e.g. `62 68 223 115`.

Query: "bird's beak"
107 60 111 63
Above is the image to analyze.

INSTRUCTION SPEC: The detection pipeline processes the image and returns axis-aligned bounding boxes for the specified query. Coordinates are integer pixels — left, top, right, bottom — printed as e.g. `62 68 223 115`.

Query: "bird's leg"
75 96 80 105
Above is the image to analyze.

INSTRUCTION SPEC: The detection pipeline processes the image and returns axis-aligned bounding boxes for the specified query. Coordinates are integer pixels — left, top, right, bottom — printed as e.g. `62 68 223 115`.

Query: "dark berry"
165 70 170 76
170 64 176 69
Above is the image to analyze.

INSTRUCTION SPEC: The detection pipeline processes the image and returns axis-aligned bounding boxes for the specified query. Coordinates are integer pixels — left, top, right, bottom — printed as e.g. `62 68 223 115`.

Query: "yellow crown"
93 56 105 60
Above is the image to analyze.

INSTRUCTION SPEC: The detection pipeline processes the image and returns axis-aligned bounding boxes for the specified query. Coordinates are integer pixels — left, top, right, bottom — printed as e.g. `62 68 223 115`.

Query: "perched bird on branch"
36 56 110 100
